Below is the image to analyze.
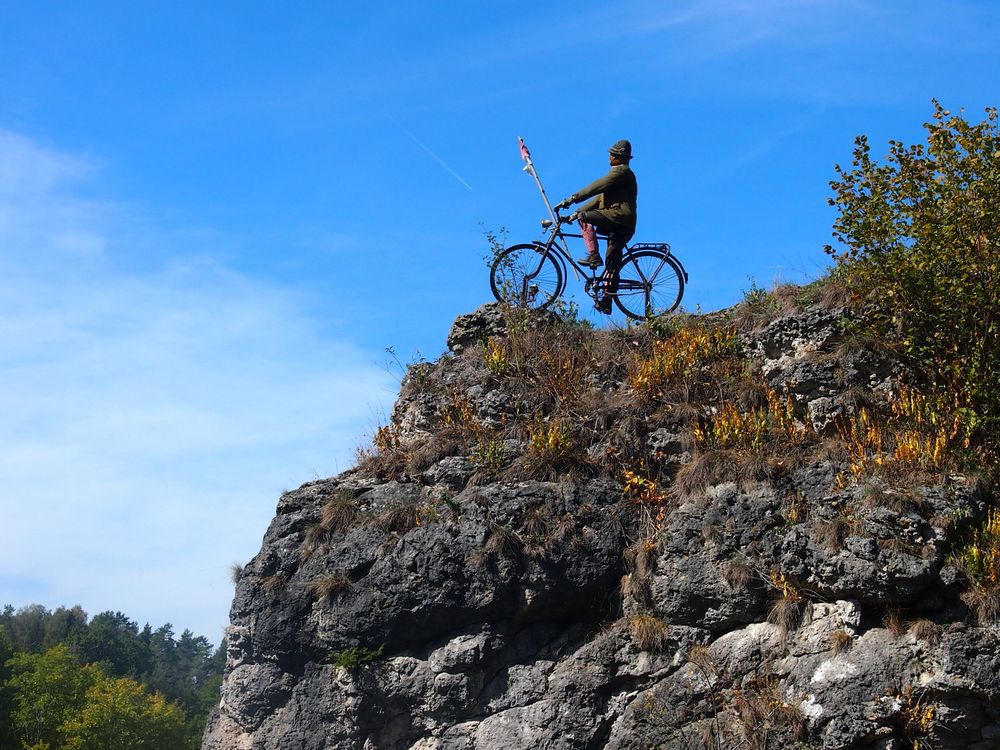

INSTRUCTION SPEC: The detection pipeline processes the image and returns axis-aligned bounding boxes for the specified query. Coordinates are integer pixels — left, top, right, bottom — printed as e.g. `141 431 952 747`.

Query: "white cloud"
0 131 395 640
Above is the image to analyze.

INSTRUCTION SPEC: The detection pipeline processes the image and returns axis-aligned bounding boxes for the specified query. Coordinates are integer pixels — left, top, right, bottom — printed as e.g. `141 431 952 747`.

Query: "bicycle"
490 137 688 320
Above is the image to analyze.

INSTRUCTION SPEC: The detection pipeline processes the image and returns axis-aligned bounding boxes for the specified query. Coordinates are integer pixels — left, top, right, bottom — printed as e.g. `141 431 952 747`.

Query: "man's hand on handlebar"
554 197 573 211
559 211 578 224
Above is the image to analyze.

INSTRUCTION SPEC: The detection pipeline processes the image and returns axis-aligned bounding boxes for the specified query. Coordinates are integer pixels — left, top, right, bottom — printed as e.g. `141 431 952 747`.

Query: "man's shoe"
596 298 612 315
578 254 603 268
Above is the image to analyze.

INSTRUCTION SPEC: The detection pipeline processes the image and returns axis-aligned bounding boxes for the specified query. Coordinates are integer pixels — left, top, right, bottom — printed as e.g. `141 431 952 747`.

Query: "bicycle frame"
538 221 597 284
529 220 677 305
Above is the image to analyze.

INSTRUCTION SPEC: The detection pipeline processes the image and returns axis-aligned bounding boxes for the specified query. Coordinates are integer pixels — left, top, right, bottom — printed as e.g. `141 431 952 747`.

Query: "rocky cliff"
203 295 1000 750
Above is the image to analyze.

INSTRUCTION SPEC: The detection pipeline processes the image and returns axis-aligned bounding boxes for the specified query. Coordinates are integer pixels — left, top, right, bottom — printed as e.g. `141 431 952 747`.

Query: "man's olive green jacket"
569 164 637 228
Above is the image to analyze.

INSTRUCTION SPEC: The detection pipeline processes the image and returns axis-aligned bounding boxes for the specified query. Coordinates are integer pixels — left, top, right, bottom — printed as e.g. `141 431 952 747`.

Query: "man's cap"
609 139 633 159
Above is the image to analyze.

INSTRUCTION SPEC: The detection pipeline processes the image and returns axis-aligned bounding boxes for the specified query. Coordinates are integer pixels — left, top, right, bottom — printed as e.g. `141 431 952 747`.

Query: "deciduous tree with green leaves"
60 676 188 750
0 626 17 748
5 645 102 749
827 101 1000 456
4 644 188 750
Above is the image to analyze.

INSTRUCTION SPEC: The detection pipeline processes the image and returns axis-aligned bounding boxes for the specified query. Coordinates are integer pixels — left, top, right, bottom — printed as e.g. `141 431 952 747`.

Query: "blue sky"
2 0 998 642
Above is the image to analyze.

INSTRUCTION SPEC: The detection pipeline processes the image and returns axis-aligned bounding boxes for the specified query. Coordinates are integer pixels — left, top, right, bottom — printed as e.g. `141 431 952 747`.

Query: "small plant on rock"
472 436 506 477
767 572 806 637
622 467 668 505
729 675 805 749
355 421 408 478
332 644 385 669
896 686 937 749
520 418 585 477
837 385 972 483
630 324 737 394
950 506 1000 622
483 337 512 376
693 389 800 454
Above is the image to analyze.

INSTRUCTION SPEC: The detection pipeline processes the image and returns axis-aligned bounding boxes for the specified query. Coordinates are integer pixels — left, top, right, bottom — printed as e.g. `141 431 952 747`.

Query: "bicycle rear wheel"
490 243 564 309
612 248 685 319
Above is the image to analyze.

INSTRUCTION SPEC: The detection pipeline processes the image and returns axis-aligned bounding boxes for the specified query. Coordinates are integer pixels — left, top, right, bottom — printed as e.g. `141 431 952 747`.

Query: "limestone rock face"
203 303 1000 750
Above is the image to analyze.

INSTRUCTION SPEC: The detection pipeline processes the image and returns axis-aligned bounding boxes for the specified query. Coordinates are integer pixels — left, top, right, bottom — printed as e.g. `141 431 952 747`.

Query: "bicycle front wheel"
613 249 685 319
489 243 564 309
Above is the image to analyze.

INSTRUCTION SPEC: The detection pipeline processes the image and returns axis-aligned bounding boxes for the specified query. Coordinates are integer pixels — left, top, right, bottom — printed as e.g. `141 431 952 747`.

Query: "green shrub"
332 645 384 669
827 102 1000 459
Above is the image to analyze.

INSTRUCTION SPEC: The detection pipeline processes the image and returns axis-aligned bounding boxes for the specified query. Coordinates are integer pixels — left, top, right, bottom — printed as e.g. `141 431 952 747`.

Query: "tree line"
0 603 224 750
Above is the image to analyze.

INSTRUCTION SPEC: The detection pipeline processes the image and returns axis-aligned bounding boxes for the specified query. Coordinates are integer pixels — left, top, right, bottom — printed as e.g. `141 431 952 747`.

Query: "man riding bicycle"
554 139 637 314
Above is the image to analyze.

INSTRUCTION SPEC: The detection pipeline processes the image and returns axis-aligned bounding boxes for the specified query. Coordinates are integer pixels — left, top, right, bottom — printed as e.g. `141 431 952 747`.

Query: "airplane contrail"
392 118 474 192
376 106 474 192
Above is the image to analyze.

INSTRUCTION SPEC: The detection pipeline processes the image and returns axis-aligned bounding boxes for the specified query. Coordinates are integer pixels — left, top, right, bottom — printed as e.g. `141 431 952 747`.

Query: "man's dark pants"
578 209 635 298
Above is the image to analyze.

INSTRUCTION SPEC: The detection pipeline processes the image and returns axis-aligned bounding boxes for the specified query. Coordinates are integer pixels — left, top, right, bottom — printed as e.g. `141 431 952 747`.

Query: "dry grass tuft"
813 517 850 554
859 482 887 508
300 524 329 563
261 574 286 596
768 597 805 635
355 424 408 479
687 643 716 677
767 573 805 636
321 494 359 532
621 540 656 603
815 276 850 309
620 573 651 603
483 523 523 560
522 541 548 560
230 563 244 583
629 613 670 652
722 560 751 590
960 586 1000 623
735 450 780 488
675 450 731 498
731 288 782 333
371 505 422 534
907 618 942 645
828 628 853 654
883 608 906 636
730 675 806 747
312 571 351 601
733 377 773 412
549 513 579 548
521 507 550 538
632 539 656 576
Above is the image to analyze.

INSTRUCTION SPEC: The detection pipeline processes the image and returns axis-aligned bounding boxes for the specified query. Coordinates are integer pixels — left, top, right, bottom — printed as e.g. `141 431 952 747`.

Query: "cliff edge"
203 295 1000 750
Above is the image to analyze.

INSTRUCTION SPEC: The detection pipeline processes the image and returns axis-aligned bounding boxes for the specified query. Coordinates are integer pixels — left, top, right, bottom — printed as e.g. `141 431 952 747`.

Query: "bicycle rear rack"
630 242 672 254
